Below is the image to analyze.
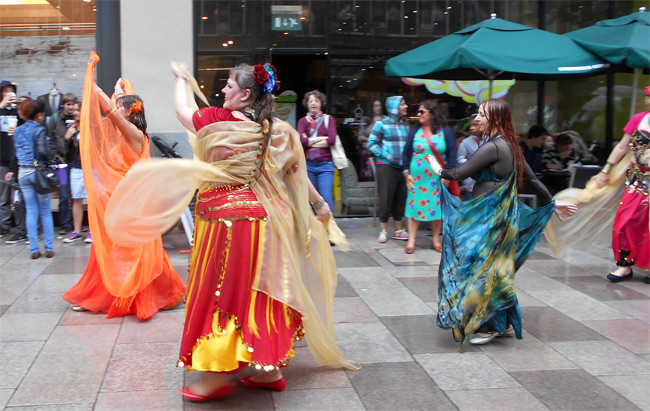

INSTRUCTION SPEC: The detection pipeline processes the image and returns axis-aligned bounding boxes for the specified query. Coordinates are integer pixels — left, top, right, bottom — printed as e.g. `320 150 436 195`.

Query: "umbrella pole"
629 67 640 118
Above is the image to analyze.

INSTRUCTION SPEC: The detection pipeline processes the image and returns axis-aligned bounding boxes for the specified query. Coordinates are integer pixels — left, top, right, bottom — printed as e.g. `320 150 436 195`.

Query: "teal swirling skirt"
437 173 555 344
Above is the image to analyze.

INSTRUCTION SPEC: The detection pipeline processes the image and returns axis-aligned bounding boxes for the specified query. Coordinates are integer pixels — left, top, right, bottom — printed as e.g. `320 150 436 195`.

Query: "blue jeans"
307 160 334 211
57 166 71 229
19 172 54 253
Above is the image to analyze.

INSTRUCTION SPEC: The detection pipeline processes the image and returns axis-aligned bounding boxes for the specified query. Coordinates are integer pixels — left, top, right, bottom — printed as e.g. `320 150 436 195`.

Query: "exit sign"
271 5 302 31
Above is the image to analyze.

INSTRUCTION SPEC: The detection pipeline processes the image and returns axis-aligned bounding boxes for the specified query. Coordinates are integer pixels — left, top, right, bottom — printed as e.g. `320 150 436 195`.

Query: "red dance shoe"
180 381 236 402
239 376 286 392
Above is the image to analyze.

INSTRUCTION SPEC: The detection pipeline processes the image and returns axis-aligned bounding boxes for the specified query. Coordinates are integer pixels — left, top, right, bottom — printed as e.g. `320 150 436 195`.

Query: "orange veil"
79 51 169 307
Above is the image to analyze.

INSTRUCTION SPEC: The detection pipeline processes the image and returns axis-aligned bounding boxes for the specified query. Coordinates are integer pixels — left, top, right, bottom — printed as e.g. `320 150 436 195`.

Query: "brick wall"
0 35 94 99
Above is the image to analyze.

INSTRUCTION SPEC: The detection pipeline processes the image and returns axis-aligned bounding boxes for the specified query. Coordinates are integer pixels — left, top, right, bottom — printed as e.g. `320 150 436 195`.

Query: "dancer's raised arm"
171 61 196 133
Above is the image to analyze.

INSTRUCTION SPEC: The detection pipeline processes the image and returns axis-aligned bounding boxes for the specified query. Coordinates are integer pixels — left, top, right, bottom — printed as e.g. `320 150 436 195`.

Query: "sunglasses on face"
417 109 429 115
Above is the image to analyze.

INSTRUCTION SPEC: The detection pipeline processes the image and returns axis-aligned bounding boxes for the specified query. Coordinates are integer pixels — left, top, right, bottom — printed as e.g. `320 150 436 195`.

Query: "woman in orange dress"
63 52 185 320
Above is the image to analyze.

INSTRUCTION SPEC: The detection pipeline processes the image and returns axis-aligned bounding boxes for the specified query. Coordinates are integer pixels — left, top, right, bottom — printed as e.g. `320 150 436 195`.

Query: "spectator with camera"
47 93 78 235
0 80 23 240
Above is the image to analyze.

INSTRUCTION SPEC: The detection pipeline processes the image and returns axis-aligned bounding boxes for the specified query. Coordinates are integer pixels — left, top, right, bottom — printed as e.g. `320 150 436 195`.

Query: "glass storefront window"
196 54 255 107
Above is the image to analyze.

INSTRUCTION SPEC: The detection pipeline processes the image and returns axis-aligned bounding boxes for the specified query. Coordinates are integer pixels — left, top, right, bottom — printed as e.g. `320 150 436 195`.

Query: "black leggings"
376 163 406 223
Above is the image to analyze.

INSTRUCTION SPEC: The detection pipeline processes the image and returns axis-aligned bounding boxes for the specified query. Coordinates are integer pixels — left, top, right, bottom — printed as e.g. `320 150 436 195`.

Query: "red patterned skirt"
612 188 649 270
178 186 303 373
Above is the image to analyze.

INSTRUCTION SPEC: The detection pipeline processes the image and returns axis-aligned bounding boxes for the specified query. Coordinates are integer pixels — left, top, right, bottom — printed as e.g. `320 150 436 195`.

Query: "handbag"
324 115 349 169
34 163 60 194
423 129 461 196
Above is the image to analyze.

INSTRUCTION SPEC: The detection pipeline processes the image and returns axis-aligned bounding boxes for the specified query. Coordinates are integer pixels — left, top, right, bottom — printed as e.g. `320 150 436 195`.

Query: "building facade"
1 0 647 161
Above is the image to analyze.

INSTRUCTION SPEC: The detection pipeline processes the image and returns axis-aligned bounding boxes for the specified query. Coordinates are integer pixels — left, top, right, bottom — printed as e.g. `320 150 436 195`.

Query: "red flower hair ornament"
645 86 650 97
253 63 281 93
130 100 143 114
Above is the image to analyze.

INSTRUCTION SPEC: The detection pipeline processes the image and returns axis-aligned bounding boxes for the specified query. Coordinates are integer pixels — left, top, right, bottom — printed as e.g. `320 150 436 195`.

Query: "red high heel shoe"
180 381 236 402
239 376 286 392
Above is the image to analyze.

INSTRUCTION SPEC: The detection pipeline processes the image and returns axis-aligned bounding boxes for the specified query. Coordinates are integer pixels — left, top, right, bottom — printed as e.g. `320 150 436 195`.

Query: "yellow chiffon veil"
544 153 631 258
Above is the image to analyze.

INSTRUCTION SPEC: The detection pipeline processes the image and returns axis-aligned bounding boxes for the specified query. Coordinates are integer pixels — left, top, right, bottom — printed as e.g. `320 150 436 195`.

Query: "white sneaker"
469 332 499 345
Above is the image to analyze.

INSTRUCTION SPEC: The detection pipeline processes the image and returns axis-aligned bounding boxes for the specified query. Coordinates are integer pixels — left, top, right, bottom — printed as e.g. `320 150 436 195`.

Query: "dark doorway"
271 54 328 119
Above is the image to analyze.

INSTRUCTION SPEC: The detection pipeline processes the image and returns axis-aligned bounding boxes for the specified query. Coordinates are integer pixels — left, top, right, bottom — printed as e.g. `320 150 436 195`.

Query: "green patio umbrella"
565 8 649 116
385 15 609 97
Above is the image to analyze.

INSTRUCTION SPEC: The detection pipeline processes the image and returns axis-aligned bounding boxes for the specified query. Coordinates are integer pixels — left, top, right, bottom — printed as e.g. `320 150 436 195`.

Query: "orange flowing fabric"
63 51 185 320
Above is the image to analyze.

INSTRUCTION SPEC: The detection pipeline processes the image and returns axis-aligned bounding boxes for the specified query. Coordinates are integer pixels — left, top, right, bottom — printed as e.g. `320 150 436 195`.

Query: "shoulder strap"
423 129 447 168
310 115 326 138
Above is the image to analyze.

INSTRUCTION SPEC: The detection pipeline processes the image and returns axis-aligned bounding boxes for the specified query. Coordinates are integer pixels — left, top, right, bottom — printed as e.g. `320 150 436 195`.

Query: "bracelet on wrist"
312 197 325 210
106 106 118 117
175 74 188 81
601 161 613 174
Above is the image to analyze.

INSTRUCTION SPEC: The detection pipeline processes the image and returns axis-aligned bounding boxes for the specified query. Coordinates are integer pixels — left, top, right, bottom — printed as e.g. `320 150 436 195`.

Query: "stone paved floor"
1 217 649 410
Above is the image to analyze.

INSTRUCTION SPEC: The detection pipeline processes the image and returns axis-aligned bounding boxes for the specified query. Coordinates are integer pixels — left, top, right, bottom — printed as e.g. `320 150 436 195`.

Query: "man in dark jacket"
47 92 78 234
0 80 26 242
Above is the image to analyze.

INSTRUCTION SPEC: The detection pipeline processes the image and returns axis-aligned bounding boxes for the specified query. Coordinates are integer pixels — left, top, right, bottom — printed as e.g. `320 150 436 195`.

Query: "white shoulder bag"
324 115 349 169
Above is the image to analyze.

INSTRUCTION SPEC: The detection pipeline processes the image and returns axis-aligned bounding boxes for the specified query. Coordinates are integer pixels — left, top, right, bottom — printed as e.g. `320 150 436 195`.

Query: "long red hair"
481 99 525 188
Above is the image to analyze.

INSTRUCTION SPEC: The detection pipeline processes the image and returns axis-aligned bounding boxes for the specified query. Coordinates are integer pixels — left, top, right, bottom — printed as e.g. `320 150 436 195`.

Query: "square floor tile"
334 322 413 364
95 389 183 411
521 306 607 342
446 388 549 411
515 289 548 307
0 312 62 342
380 315 479 355
101 342 182 392
559 276 649 301
478 331 579 372
334 250 380 268
273 387 364 410
414 352 520 390
548 341 650 376
338 266 405 290
604 300 650 324
598 375 650 411
356 287 435 317
397 277 438 303
281 347 351 390
582 319 650 355
0 341 43 389
528 290 633 321
0 389 13 409
4 292 70 314
525 259 595 277
26 274 81 294
117 310 185 344
377 247 431 266
527 250 556 260
512 369 639 410
333 297 378 323
8 324 119 405
41 256 89 275
347 362 456 410
58 309 124 326
390 265 437 277
335 275 358 298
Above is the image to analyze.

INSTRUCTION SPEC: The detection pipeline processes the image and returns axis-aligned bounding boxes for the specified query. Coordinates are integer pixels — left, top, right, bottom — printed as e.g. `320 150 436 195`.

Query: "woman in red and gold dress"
594 87 649 283
104 62 359 402
63 52 185 320
546 87 649 284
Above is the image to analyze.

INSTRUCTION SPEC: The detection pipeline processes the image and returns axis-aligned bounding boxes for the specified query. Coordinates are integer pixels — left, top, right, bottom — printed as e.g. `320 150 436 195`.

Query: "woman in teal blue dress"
426 99 577 346
402 100 457 254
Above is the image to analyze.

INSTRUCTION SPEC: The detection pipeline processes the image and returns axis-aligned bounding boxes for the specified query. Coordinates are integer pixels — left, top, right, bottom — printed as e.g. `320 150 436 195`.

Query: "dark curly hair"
418 99 447 133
